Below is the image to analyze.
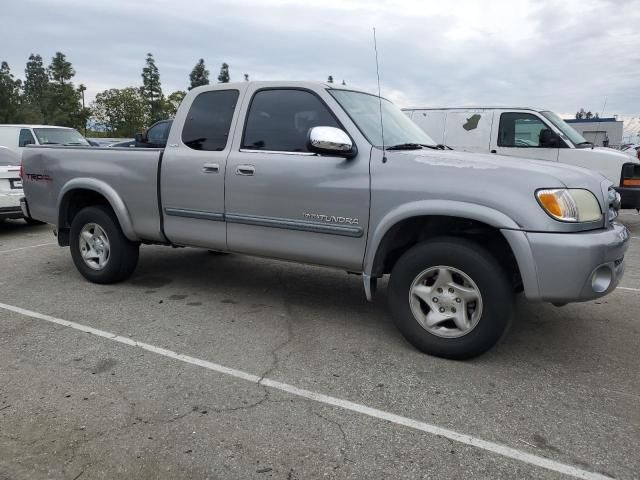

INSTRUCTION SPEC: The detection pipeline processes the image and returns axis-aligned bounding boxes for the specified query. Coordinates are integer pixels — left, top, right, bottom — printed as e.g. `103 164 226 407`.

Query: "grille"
607 188 620 222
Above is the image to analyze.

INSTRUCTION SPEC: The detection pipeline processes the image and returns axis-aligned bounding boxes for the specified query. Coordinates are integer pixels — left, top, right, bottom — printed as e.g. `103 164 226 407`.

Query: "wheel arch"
57 179 139 244
364 201 535 297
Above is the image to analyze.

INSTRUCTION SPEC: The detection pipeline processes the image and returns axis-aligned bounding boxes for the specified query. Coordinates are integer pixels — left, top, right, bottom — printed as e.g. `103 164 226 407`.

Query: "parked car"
0 146 40 224
134 120 173 148
21 82 629 359
0 125 90 155
403 107 640 209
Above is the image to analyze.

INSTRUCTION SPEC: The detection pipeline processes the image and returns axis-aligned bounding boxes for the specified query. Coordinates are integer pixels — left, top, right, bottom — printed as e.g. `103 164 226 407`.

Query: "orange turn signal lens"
537 191 563 217
622 178 640 187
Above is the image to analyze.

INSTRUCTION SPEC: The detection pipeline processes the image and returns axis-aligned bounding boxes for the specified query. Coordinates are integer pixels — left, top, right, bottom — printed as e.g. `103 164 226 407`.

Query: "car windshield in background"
540 111 588 147
329 90 437 149
33 128 90 146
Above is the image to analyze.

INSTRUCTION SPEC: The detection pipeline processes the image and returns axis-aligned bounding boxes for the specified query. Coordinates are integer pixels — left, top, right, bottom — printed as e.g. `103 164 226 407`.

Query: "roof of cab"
189 80 369 93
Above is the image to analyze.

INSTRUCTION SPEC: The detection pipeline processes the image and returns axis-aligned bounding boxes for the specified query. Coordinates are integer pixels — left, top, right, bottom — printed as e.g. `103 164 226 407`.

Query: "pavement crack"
311 410 351 471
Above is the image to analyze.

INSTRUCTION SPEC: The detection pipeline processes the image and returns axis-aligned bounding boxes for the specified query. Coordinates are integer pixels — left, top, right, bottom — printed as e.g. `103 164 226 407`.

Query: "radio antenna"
373 27 387 163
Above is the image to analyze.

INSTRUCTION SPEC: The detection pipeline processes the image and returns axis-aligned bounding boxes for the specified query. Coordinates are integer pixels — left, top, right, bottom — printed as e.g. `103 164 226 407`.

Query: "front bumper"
616 186 640 210
505 222 629 303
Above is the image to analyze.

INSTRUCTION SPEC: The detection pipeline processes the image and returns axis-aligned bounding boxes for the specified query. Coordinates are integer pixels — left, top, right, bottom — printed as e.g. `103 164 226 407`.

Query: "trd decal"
24 173 53 182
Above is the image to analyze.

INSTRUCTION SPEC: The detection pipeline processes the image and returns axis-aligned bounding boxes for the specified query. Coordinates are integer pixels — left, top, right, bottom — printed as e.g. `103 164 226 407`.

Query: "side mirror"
307 126 357 158
134 132 147 144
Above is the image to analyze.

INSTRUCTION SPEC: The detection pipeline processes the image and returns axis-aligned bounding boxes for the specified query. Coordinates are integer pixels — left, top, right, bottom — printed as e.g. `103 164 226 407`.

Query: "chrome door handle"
202 162 220 173
236 165 255 176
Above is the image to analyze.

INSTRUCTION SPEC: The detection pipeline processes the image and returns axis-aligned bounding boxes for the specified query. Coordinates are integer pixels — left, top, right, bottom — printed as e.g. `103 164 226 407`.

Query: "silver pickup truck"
21 81 630 359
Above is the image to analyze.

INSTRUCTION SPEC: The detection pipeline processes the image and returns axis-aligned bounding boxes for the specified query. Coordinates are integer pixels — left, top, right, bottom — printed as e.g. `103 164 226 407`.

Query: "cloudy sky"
2 0 640 115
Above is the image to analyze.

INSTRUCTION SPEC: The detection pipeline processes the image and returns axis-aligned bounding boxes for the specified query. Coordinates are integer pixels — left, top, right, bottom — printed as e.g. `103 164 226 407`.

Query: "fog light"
591 266 612 293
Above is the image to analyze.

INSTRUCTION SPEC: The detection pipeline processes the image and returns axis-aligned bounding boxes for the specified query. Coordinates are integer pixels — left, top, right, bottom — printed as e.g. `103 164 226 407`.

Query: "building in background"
564 117 623 148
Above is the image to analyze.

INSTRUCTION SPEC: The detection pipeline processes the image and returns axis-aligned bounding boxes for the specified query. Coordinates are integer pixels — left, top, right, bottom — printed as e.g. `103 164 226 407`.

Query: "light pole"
79 84 87 136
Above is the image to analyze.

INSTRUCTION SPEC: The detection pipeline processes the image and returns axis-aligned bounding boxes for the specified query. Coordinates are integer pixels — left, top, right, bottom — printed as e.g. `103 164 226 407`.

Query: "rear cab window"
182 90 239 151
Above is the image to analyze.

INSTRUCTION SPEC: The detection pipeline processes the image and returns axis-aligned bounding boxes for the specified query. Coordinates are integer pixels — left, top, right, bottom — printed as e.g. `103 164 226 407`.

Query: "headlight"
536 188 602 222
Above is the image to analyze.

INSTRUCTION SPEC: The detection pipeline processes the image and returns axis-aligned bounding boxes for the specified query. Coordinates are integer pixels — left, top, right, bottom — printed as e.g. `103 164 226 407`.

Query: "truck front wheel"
70 206 139 284
388 237 513 360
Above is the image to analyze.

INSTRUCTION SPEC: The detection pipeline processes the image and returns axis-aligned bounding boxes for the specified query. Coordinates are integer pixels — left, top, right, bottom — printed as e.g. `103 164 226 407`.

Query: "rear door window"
182 90 239 151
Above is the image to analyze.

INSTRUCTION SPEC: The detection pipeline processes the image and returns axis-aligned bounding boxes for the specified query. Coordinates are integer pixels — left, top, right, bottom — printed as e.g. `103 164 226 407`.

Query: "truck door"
225 87 370 270
490 111 561 162
160 88 243 248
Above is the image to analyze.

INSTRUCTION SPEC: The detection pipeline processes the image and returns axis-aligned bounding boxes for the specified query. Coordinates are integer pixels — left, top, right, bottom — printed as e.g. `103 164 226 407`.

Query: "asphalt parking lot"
1 213 638 480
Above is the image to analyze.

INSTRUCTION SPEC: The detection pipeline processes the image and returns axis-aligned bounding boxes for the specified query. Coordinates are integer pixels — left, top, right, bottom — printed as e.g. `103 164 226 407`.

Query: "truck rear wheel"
388 237 513 360
70 206 139 284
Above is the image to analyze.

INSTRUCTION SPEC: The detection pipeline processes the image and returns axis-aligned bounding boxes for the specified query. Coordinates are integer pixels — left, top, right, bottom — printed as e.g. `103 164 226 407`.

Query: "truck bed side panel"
22 146 163 241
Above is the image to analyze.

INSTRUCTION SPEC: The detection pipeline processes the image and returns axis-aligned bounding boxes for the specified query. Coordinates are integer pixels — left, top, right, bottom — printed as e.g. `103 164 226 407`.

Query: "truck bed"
22 146 165 242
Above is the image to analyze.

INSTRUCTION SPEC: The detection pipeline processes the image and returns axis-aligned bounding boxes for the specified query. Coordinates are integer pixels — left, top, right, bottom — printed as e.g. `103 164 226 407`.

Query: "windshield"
33 128 90 146
329 90 437 148
540 111 587 146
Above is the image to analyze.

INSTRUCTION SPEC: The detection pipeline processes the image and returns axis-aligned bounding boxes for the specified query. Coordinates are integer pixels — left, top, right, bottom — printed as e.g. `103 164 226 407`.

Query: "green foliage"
91 87 148 137
22 54 48 121
217 62 230 83
48 52 74 85
0 62 22 123
43 53 88 130
327 75 334 83
165 90 187 116
189 59 209 90
140 53 166 123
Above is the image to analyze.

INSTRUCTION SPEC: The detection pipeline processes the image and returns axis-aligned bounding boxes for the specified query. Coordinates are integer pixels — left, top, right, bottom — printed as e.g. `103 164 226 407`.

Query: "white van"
0 124 90 155
403 107 640 209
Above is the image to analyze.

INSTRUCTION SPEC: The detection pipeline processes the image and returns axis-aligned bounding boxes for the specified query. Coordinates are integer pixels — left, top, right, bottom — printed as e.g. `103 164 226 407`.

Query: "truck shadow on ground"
126 247 613 368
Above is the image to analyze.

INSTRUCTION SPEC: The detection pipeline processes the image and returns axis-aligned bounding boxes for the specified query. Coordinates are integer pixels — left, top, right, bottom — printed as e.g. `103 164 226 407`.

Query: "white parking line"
0 242 57 254
0 302 614 480
618 286 640 292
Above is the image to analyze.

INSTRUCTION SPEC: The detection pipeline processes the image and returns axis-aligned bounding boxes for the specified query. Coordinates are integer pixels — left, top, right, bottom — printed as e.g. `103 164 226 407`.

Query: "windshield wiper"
41 141 60 145
386 143 439 150
64 142 85 146
576 141 593 147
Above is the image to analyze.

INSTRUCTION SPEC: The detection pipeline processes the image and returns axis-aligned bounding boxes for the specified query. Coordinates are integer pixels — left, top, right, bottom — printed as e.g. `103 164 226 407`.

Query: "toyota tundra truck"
20 81 630 359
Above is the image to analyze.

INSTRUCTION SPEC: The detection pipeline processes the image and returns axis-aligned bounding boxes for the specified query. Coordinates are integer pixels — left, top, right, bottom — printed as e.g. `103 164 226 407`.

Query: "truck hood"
380 149 612 230
390 148 608 189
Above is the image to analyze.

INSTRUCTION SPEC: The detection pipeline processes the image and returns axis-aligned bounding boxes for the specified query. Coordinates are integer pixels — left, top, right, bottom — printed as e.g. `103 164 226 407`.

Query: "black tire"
388 237 513 360
24 217 45 226
70 205 139 284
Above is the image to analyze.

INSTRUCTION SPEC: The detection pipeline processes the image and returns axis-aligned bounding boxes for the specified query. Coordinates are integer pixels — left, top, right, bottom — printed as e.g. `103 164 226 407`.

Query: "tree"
0 61 21 123
217 62 230 83
586 111 593 119
22 54 49 121
244 74 249 82
341 80 346 85
48 52 74 85
43 53 88 129
327 75 334 83
165 90 186 116
91 87 148 137
189 59 209 90
140 53 165 122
